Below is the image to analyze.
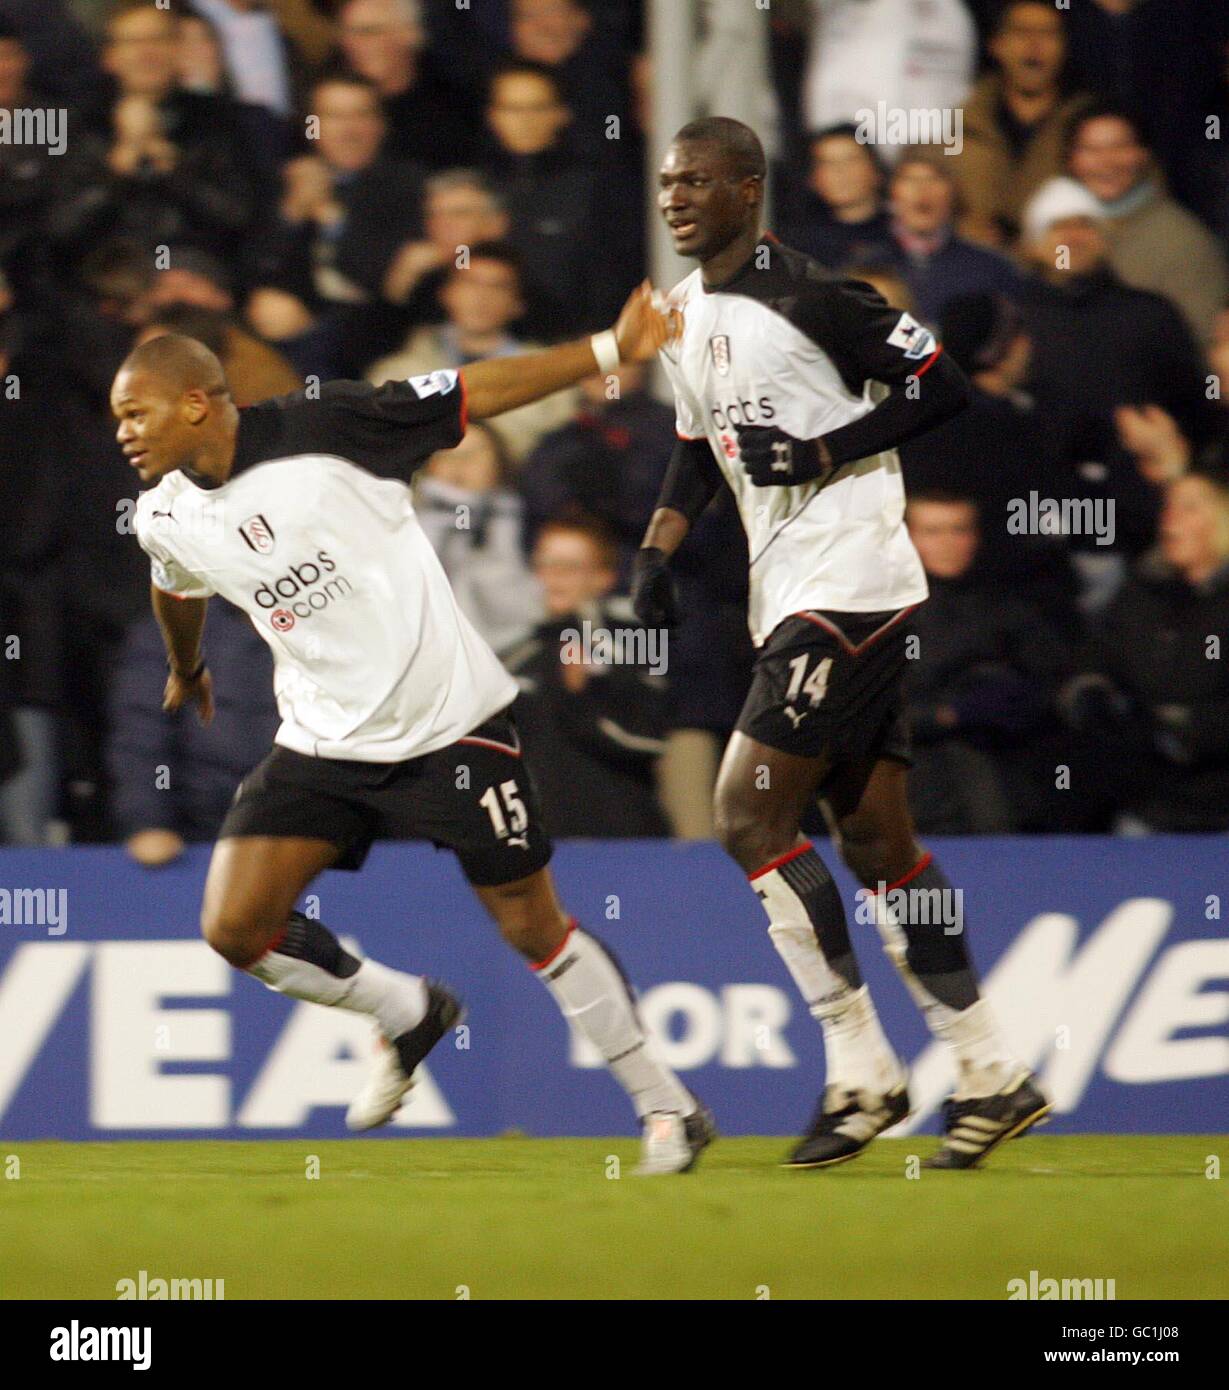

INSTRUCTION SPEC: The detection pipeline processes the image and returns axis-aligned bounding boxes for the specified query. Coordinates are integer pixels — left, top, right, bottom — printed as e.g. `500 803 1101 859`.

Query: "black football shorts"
736 606 917 772
218 709 553 885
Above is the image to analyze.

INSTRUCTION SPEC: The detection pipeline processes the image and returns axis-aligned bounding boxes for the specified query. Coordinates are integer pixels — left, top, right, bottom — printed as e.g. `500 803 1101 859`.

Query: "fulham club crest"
709 335 731 376
239 514 275 554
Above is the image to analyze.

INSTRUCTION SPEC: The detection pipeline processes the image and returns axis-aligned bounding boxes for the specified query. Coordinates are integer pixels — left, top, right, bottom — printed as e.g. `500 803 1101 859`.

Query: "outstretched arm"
460 281 681 420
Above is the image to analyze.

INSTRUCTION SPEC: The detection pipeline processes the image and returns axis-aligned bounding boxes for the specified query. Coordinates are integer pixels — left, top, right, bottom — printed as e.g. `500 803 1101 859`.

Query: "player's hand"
163 665 214 725
736 423 834 488
631 546 680 629
613 280 684 363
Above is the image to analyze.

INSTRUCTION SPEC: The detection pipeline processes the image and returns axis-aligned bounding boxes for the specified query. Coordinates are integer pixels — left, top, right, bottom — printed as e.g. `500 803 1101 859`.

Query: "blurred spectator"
0 330 65 845
519 362 669 564
368 239 576 463
1018 177 1218 563
107 599 278 865
801 0 976 148
883 150 1020 324
481 60 635 339
246 71 423 376
175 10 291 175
503 514 670 837
902 291 1078 636
336 0 481 170
137 302 301 407
189 0 296 118
1066 106 1229 349
0 19 79 310
56 1 261 266
0 0 108 111
905 492 1067 833
380 167 509 328
415 422 543 652
507 0 634 159
1060 474 1229 833
946 0 1092 247
779 125 893 270
1063 0 1229 230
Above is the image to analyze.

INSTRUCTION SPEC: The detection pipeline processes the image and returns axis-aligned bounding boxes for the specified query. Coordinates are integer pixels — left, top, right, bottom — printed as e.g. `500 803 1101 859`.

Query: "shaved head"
111 333 239 486
119 333 230 399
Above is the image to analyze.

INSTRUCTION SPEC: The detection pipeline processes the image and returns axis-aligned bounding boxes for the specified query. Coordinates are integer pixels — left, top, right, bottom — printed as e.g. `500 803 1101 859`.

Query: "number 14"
785 654 833 706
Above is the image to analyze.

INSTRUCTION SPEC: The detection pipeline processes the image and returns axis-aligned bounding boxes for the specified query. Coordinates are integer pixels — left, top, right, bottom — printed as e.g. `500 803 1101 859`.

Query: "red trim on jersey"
793 604 919 657
748 843 811 881
914 344 943 378
676 429 703 442
864 851 933 896
456 734 521 758
531 917 577 971
457 368 469 435
153 585 194 601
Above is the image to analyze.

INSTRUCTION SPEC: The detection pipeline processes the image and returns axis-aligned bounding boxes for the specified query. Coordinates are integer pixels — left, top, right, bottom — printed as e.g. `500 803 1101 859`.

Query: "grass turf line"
1 1137 1224 1300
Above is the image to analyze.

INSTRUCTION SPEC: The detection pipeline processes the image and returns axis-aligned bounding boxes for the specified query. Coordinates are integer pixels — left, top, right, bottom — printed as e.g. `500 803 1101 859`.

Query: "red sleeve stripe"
676 429 703 441
153 586 193 601
913 344 943 378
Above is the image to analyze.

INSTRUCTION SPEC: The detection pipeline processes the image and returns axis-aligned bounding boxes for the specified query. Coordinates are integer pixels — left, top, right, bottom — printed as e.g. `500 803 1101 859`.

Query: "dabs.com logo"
253 551 353 632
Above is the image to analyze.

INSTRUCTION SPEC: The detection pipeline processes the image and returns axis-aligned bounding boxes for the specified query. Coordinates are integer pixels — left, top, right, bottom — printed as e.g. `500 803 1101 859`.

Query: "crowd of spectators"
1 0 1228 858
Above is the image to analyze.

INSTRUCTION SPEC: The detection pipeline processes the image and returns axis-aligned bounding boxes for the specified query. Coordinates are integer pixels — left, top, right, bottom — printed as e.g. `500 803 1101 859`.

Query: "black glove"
631 546 680 629
735 423 832 488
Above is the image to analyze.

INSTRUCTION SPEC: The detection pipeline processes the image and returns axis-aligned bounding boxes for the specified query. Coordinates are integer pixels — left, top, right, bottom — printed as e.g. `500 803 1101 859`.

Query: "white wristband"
590 329 621 375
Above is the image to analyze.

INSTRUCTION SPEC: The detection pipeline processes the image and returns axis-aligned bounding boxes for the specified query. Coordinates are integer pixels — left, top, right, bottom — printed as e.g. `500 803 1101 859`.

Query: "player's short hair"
489 59 568 106
673 117 767 183
536 508 620 572
120 332 230 400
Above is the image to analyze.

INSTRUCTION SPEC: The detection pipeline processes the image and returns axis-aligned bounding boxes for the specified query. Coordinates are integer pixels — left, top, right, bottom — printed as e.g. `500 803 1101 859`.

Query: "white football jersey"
659 239 931 645
134 373 517 762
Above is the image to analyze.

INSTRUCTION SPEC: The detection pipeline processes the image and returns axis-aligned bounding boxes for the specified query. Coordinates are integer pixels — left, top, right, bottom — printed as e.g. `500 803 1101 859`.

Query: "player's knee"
836 819 916 887
200 904 279 968
715 797 794 874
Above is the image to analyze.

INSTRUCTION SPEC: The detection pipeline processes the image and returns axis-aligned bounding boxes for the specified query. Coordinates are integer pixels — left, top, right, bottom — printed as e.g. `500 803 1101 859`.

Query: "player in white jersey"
633 118 1049 1169
111 294 715 1176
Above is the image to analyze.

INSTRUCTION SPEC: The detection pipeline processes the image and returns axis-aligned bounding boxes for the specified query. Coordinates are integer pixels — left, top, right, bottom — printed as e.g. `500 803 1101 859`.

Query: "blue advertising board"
0 838 1225 1139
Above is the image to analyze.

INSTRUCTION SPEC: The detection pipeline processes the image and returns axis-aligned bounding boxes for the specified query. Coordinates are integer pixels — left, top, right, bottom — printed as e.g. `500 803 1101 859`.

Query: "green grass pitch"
2 1137 1225 1300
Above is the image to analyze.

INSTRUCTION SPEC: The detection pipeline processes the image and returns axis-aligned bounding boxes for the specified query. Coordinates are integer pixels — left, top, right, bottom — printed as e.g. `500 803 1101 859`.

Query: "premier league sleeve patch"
886 313 937 361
